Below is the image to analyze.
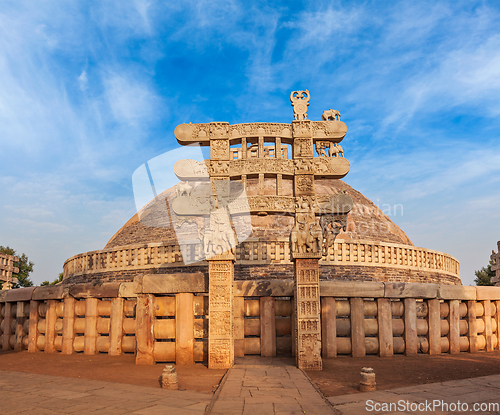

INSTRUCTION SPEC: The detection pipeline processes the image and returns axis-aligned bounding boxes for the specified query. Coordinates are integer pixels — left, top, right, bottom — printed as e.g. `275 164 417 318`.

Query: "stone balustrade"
62 239 459 281
1 279 500 364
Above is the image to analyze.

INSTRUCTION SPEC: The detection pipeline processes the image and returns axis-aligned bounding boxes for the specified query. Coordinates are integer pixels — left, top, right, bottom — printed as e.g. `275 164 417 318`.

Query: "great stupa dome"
63 177 460 285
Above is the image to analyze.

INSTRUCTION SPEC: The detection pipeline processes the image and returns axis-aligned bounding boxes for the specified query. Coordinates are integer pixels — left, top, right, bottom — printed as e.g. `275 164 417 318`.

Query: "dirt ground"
0 351 226 393
2 350 500 397
306 351 500 397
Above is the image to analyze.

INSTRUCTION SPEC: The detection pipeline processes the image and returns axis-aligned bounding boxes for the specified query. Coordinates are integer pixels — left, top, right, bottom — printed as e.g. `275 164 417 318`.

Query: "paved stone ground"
0 370 212 414
328 374 500 414
2 358 500 414
209 356 334 414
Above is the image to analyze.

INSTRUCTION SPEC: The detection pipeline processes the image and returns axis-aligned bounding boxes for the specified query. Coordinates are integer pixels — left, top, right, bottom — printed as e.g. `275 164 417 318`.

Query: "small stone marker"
161 364 178 389
359 367 376 392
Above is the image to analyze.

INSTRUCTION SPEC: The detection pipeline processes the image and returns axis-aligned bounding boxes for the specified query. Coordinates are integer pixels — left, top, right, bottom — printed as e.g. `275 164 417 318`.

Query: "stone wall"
63 238 460 285
2 278 500 364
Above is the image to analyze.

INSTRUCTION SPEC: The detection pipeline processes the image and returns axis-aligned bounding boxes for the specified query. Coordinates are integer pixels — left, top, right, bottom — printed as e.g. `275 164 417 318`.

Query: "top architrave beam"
174 121 347 145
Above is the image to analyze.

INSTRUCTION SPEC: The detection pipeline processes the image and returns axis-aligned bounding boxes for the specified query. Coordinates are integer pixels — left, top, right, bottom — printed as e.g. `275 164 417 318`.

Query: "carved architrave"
174 159 210 181
292 120 312 138
210 122 229 139
208 259 234 369
313 157 350 178
295 258 322 370
311 120 347 140
228 159 295 176
228 123 292 139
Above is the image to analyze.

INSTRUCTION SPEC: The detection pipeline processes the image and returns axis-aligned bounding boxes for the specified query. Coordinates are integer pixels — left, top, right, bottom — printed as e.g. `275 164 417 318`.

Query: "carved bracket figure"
290 90 310 120
290 214 323 256
322 109 341 121
176 182 193 196
320 214 348 256
316 141 344 158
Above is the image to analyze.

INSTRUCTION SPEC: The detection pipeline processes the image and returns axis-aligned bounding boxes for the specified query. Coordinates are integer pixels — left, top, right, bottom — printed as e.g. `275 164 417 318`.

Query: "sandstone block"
68 283 120 299
320 281 384 298
384 283 438 299
118 282 136 298
142 273 207 294
5 287 35 302
233 280 293 297
476 286 500 301
438 285 476 301
32 285 67 300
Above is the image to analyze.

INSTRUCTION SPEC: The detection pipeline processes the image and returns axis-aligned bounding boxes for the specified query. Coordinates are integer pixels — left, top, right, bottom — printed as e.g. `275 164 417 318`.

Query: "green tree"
41 272 63 286
0 246 34 289
474 260 496 286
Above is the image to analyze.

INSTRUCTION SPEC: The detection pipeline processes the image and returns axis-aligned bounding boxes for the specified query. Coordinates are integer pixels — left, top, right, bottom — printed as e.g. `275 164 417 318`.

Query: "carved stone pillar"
208 257 234 369
294 258 322 370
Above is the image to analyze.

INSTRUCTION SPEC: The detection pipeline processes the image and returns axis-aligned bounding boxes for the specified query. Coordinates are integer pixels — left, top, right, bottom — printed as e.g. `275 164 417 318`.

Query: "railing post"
62 296 75 354
404 298 417 355
350 298 365 357
377 298 393 357
448 300 460 354
135 294 154 365
45 300 57 354
260 297 276 357
427 299 441 355
467 300 478 353
28 300 40 353
321 297 336 358
109 297 124 356
175 293 194 364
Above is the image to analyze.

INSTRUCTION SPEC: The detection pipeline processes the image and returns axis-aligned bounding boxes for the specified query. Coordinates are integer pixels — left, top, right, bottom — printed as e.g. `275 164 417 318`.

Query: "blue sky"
1 0 499 285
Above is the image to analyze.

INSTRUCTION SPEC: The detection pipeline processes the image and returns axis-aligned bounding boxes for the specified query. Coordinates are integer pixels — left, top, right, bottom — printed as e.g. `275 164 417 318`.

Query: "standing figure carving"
290 90 310 120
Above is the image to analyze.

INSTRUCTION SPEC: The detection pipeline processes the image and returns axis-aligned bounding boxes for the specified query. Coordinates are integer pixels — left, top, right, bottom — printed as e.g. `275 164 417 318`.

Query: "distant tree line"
474 260 496 286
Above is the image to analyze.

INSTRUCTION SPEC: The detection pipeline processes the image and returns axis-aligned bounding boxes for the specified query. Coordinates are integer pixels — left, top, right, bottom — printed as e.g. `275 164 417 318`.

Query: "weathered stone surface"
208 260 234 369
141 273 207 294
32 285 67 300
295 258 322 370
233 280 293 297
384 283 438 299
5 287 35 302
0 290 8 302
118 282 136 298
320 281 384 297
68 283 120 298
475 286 500 300
438 285 476 300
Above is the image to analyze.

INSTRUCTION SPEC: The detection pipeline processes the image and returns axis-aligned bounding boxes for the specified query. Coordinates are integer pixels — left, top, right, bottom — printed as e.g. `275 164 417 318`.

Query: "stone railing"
1 279 500 364
63 238 460 280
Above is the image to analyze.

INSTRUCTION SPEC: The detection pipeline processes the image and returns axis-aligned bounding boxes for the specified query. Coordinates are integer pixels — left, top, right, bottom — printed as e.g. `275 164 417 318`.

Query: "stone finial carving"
322 109 341 121
290 90 310 121
316 141 344 158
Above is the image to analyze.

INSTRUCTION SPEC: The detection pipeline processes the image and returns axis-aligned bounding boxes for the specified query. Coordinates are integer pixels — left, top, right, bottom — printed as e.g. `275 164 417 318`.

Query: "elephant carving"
322 109 341 121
